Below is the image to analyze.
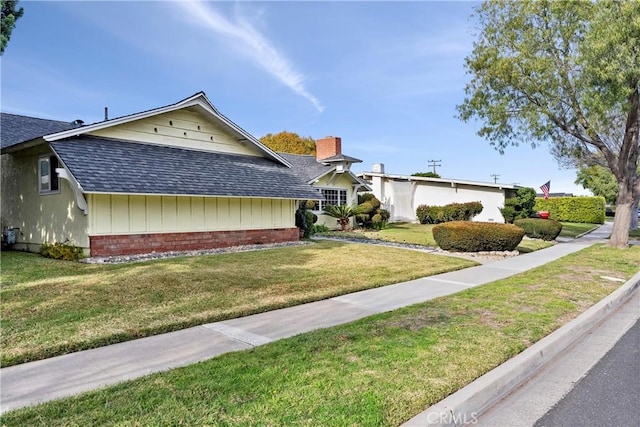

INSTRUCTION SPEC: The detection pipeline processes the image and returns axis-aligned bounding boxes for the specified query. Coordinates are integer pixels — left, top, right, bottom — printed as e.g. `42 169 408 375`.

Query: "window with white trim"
39 155 60 194
307 188 347 211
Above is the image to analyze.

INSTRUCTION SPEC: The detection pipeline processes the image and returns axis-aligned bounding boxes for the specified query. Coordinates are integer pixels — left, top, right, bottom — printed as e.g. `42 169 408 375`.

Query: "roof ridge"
0 112 71 124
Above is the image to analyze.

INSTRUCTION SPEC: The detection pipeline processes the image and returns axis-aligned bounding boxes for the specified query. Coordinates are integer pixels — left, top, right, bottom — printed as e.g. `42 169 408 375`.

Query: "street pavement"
0 222 621 415
535 319 639 427
473 287 639 427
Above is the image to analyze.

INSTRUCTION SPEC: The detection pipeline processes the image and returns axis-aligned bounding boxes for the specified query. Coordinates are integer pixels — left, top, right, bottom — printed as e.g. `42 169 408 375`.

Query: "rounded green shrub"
514 218 563 241
359 202 374 214
433 221 525 252
416 202 483 224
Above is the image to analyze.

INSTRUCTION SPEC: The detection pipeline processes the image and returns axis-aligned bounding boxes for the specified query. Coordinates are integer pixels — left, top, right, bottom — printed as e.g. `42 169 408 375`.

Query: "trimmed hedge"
433 221 525 252
514 218 563 241
416 202 483 224
534 197 605 224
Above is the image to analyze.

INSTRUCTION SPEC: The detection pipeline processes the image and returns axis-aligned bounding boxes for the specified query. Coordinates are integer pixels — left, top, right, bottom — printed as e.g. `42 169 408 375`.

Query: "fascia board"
358 172 517 190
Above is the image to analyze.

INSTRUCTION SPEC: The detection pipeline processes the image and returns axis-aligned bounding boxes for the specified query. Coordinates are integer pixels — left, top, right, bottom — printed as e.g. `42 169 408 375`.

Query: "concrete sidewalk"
0 224 611 414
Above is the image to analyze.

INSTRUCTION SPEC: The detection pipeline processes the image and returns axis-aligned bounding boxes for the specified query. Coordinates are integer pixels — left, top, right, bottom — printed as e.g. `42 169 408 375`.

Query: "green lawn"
559 222 599 238
0 242 475 367
364 222 438 246
630 228 640 239
320 222 555 253
3 245 638 425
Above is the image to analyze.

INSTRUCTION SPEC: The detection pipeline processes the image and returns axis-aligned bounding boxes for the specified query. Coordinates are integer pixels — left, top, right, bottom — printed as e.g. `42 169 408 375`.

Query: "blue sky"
1 0 588 194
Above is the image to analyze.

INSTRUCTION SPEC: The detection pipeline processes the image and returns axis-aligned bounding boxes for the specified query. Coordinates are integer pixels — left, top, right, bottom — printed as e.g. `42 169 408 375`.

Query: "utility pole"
490 173 500 183
427 160 442 174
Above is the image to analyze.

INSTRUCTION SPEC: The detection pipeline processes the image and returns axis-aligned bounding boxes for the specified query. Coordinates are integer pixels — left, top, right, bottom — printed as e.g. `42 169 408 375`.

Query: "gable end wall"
89 109 263 156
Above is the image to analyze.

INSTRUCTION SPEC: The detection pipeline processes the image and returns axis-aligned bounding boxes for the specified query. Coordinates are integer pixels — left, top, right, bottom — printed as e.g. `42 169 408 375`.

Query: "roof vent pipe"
104 107 109 121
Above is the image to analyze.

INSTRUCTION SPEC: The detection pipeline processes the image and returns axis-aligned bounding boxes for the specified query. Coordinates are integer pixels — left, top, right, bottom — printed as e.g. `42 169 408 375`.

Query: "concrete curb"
403 270 640 427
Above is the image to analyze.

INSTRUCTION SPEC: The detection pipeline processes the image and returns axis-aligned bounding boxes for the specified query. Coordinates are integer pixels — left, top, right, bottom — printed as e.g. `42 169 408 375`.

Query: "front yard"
3 245 638 425
559 222 599 238
0 241 475 367
319 222 555 253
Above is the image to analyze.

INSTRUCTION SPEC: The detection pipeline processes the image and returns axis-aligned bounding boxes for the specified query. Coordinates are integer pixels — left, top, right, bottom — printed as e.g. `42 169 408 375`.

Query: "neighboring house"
359 164 518 223
0 92 321 256
278 136 371 229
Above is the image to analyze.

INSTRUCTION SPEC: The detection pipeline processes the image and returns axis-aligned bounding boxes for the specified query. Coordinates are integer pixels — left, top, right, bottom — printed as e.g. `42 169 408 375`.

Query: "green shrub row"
534 196 605 224
39 241 84 261
416 202 483 224
433 221 525 252
514 218 563 241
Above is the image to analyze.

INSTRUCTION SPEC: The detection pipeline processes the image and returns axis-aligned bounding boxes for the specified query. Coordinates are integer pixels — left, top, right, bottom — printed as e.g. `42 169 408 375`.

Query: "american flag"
540 181 551 200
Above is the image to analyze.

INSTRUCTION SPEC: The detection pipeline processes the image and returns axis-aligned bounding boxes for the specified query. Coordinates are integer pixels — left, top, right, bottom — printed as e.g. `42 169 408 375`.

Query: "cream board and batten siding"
0 147 89 249
89 108 264 157
88 194 295 235
311 173 359 229
377 178 507 223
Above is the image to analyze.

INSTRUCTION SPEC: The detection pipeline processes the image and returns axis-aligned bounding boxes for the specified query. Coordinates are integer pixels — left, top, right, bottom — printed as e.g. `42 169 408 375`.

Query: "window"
39 155 60 194
306 188 347 212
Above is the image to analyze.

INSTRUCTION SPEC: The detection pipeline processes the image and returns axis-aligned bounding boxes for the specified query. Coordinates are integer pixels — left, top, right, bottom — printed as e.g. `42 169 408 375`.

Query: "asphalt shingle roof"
1 113 76 149
277 153 333 182
50 136 322 200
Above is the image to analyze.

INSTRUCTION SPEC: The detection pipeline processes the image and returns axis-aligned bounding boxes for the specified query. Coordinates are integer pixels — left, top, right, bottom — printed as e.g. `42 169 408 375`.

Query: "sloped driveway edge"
403 270 640 427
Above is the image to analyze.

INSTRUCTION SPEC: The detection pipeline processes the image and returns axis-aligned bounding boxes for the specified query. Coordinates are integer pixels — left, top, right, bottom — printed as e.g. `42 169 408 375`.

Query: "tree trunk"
609 184 633 248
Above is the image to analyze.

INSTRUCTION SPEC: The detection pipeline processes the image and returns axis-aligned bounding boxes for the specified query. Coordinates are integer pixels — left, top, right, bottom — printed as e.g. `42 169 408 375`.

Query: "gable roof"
1 113 77 150
320 153 362 163
278 152 371 191
42 92 291 167
277 153 333 182
50 136 321 200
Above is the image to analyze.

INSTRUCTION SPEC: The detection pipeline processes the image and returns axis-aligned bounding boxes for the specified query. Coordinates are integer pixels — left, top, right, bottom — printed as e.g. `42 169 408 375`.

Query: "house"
359 164 518 223
0 92 321 257
278 136 371 229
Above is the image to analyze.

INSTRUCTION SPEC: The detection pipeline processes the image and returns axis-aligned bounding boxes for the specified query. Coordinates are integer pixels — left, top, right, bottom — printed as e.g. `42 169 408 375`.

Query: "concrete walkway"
0 223 612 414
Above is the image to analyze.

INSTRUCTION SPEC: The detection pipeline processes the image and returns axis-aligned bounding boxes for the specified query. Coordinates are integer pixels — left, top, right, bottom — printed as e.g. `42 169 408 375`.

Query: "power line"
427 159 442 174
490 173 500 183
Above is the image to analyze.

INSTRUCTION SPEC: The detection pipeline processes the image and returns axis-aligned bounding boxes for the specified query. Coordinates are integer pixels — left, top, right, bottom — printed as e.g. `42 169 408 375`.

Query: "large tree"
458 0 639 247
260 131 316 155
1 0 24 54
575 165 619 205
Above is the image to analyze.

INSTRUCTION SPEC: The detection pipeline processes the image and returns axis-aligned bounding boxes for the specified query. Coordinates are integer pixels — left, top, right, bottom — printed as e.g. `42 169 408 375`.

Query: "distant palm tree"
322 204 363 231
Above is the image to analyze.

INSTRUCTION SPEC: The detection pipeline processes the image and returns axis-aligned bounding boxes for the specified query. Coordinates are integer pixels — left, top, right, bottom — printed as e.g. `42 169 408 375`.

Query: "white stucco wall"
370 176 507 223
1 147 89 250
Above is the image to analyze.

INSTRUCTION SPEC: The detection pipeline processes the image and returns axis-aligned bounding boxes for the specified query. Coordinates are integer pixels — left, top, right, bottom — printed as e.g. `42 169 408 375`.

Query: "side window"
39 155 60 194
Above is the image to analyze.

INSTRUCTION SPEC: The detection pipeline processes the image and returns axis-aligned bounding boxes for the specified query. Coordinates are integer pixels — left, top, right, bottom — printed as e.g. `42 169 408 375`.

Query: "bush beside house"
500 187 537 223
514 218 563 241
534 196 606 224
356 193 390 230
416 202 483 224
433 221 525 252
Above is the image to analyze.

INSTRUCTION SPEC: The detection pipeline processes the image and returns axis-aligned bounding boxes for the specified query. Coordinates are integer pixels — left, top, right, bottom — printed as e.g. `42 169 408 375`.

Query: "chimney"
372 163 385 173
316 136 342 161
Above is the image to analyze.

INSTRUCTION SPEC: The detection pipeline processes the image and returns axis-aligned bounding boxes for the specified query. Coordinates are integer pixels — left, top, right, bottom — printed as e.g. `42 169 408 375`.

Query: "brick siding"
89 228 300 257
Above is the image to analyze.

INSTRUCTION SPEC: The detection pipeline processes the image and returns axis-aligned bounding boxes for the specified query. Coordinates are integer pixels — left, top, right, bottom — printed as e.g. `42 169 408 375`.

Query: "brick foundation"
89 228 300 257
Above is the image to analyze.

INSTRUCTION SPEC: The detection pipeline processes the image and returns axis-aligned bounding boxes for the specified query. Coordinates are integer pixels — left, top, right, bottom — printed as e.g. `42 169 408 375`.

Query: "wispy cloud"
176 0 323 112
